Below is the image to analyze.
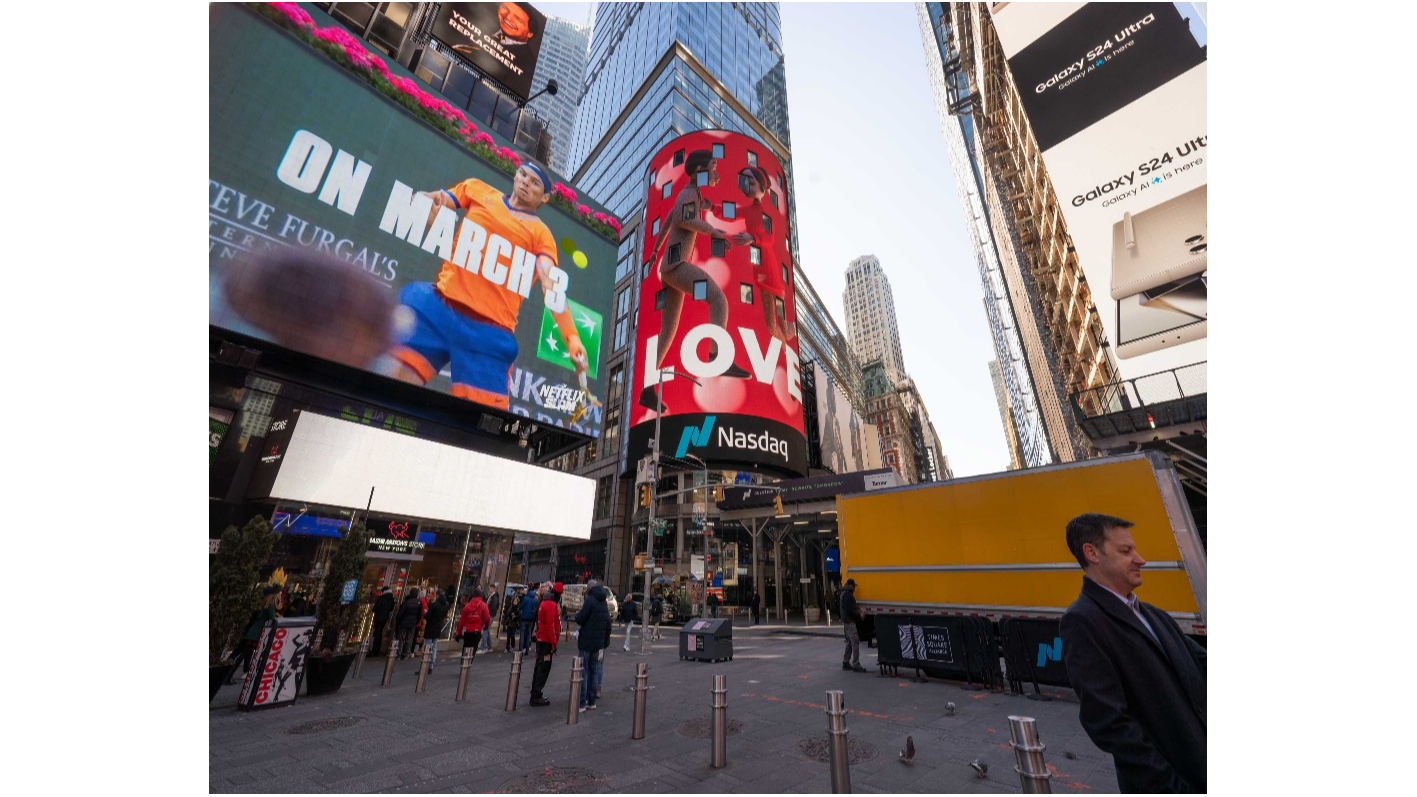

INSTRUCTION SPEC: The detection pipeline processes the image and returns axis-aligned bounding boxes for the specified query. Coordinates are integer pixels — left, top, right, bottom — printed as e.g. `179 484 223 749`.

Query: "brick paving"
210 622 1115 793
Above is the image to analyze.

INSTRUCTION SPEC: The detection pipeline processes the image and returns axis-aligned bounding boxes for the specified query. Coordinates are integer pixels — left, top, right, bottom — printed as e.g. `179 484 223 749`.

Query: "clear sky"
538 2 1010 476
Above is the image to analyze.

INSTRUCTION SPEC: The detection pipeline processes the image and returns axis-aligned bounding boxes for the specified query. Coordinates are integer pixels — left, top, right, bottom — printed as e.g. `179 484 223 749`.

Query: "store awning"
247 410 592 542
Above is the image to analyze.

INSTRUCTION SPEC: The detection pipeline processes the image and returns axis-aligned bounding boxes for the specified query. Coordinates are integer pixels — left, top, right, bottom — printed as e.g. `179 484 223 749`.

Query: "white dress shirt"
1098 582 1159 644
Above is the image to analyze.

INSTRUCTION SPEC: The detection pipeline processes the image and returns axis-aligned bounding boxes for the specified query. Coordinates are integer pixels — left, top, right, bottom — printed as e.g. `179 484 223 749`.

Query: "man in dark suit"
370 587 395 655
1060 513 1206 793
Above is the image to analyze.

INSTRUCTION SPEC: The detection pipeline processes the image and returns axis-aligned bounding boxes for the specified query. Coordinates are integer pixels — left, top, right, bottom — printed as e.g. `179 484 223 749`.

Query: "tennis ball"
573 250 588 269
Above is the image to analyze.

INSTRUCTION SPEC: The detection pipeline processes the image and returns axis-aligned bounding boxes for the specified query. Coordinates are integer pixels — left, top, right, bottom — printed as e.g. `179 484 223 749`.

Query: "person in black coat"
394 588 424 659
1060 513 1206 793
838 579 866 672
422 589 450 672
370 587 395 654
573 581 612 710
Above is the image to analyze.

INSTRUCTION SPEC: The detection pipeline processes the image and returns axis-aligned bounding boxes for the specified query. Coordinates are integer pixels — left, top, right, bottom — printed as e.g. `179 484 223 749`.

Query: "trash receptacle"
679 617 733 662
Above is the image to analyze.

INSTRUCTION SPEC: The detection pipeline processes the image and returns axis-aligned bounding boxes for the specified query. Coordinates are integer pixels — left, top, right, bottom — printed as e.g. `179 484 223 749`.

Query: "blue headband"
522 162 550 193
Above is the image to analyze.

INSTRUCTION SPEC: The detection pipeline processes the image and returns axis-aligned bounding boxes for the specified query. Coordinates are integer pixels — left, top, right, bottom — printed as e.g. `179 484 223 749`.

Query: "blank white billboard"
265 412 593 540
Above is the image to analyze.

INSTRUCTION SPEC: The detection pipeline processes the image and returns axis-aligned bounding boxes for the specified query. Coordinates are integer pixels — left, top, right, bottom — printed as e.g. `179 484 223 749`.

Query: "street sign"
799 577 812 584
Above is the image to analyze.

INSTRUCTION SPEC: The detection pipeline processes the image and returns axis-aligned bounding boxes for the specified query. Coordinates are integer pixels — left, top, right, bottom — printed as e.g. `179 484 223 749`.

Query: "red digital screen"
627 131 805 476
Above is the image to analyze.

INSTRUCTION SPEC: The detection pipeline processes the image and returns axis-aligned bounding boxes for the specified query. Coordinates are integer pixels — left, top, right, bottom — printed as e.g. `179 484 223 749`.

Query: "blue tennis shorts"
392 282 519 408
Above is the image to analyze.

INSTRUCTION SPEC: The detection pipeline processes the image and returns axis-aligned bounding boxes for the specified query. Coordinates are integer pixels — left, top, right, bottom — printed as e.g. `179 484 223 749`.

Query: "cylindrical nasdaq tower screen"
627 130 806 477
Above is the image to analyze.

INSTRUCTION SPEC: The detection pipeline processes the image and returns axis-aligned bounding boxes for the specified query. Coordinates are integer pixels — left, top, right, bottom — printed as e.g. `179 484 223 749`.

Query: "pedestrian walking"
573 579 611 712
394 588 424 659
750 590 761 625
528 583 562 707
519 584 541 655
370 586 395 654
648 592 665 641
1060 513 1206 793
484 585 502 651
620 593 640 651
423 588 450 672
707 590 720 618
456 587 492 663
839 579 866 672
502 589 522 651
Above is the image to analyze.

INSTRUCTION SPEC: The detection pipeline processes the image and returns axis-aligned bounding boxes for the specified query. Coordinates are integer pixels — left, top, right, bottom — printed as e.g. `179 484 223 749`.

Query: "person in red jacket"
456 588 493 661
529 583 563 706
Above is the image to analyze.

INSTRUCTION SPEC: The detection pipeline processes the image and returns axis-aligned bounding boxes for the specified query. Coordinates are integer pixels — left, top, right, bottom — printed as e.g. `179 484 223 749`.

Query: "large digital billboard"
992 3 1207 376
429 2 547 101
626 131 807 476
209 5 615 437
812 361 882 473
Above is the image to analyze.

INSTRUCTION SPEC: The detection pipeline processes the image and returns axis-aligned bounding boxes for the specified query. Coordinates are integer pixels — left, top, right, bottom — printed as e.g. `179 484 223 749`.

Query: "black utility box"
679 617 733 662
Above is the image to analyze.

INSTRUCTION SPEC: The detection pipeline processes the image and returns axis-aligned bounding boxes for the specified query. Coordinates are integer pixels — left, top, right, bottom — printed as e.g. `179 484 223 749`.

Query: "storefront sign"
367 518 427 555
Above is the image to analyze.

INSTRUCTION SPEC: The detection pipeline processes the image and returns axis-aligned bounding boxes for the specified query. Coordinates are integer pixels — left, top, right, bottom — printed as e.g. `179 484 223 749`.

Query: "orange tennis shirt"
434 179 558 332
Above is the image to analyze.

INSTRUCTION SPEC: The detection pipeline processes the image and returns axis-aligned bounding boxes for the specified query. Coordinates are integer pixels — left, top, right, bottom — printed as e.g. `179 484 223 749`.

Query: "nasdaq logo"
676 416 717 458
1037 636 1062 668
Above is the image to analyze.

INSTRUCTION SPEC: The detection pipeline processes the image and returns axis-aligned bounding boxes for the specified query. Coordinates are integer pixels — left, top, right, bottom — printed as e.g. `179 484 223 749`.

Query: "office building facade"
988 358 1024 470
525 15 593 176
844 255 908 387
916 3 1123 465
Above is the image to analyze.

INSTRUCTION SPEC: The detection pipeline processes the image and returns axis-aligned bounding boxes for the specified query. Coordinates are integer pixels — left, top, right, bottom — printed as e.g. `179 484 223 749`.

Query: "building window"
712 143 725 158
711 238 727 257
747 150 758 167
749 246 761 265
693 280 707 301
696 171 709 187
762 214 772 233
652 217 661 236
616 287 631 318
740 283 754 304
721 201 736 219
661 181 672 200
774 295 785 319
667 243 682 263
769 190 779 209
781 264 790 284
673 149 685 166
655 289 666 310
613 318 627 350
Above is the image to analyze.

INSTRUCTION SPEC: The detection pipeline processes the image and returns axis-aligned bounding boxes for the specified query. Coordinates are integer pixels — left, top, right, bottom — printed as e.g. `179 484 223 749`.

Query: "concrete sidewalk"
211 623 1115 793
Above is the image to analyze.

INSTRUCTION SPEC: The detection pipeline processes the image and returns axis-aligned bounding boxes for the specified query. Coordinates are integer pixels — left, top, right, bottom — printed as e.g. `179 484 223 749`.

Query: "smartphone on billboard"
1111 184 1208 301
1116 275 1207 359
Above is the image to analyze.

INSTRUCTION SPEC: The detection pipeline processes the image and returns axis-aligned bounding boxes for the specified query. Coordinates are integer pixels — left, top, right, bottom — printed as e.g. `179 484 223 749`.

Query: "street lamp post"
683 452 709 619
641 369 700 655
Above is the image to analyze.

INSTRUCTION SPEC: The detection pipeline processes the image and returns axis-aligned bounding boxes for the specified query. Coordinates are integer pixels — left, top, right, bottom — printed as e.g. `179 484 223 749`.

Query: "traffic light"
639 484 652 507
773 494 785 515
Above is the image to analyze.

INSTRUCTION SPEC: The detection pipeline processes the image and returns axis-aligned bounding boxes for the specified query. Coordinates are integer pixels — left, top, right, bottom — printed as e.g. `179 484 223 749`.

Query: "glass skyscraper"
525 15 592 176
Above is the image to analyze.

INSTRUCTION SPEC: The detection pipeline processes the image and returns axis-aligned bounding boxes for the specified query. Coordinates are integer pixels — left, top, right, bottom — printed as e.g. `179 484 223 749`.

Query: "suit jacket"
1060 577 1207 793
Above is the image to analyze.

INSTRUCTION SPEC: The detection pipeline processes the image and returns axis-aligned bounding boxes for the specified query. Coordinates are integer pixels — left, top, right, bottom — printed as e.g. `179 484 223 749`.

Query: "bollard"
455 649 473 702
380 640 399 686
415 647 433 693
567 656 584 725
631 662 649 740
352 637 371 679
504 651 523 712
1008 716 1052 793
710 674 728 768
825 690 852 793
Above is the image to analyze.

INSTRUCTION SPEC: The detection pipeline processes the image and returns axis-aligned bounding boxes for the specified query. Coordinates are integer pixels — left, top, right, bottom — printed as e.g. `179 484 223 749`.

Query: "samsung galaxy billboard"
626 131 807 476
208 4 615 437
992 3 1207 376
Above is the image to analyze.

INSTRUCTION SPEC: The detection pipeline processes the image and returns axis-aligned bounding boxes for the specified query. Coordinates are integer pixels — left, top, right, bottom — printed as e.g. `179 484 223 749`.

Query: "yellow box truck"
838 451 1206 636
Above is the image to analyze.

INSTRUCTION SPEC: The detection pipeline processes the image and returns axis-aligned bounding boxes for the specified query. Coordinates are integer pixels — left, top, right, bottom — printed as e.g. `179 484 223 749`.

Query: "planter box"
305 653 355 697
805 608 821 622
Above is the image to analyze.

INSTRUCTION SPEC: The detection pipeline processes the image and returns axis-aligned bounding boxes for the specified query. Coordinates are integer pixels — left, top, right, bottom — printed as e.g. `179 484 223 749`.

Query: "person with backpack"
573 579 611 712
648 592 665 641
394 588 424 659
